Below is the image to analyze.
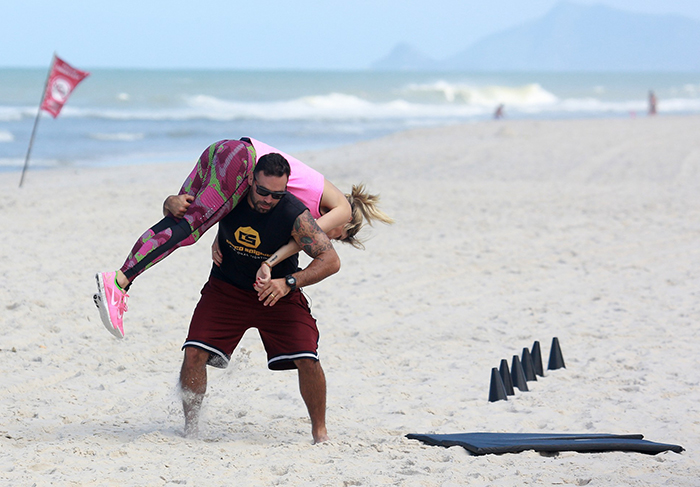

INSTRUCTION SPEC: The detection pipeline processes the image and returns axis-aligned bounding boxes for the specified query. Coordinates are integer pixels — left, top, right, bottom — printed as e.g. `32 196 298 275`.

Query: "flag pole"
19 53 56 188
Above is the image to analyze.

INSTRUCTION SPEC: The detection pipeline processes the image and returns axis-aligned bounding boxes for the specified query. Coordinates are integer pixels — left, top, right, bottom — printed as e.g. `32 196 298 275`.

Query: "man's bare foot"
312 427 330 444
183 418 199 438
180 386 203 439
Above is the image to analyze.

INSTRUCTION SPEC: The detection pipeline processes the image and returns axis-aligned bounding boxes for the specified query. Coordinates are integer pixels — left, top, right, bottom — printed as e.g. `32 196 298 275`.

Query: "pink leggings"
120 139 256 283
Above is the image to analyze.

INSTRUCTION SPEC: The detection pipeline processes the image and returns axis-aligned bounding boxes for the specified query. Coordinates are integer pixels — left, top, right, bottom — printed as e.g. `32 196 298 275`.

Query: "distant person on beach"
648 91 657 115
494 104 505 119
179 153 338 442
94 137 393 339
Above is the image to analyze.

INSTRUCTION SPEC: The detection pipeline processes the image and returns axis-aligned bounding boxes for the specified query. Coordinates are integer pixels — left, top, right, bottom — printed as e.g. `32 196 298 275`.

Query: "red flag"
40 55 90 118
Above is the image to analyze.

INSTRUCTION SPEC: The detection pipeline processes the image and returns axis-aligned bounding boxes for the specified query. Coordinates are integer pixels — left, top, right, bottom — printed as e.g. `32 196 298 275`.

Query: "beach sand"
2 116 699 485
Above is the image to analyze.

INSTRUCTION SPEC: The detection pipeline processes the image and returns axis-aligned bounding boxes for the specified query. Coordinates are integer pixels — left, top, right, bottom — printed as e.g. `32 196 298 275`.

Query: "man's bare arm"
290 210 340 288
256 210 340 306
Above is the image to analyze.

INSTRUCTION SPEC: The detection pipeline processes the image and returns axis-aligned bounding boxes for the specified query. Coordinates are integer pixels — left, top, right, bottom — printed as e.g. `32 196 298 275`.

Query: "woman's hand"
163 194 194 218
212 237 223 266
253 263 272 291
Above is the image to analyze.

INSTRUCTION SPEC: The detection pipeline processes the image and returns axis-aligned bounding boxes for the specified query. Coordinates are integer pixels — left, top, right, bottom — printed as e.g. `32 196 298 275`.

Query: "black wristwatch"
285 274 297 292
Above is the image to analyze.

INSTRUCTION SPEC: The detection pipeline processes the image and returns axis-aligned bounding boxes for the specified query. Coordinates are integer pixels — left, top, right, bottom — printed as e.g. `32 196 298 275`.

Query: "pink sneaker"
94 271 128 339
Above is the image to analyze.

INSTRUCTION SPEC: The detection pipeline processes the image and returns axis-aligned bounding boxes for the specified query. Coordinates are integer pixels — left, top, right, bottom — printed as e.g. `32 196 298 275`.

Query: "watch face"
286 275 296 289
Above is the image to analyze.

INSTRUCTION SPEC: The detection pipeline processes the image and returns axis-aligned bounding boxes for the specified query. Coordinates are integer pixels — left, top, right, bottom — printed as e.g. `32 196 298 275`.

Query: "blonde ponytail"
341 184 394 249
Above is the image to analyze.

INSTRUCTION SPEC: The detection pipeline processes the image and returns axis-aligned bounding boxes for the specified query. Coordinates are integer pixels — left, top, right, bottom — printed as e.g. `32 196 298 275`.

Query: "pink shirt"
248 138 324 219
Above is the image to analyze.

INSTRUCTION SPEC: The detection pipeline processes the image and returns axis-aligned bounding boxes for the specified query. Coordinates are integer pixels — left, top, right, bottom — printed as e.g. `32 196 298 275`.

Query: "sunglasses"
253 176 287 200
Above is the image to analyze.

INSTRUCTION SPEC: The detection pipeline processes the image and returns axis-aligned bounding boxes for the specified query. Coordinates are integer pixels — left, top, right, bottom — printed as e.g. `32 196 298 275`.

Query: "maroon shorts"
182 277 319 370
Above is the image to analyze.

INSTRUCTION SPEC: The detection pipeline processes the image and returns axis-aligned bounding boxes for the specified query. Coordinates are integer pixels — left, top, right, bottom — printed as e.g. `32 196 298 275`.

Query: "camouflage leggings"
120 140 256 282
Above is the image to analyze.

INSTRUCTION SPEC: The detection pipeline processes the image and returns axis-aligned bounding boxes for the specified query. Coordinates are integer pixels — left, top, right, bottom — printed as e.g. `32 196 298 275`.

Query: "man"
179 152 340 444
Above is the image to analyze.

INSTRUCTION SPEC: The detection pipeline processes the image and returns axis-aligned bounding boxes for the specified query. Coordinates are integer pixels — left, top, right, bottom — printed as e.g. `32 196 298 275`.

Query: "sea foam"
89 132 145 141
0 130 14 142
404 81 559 106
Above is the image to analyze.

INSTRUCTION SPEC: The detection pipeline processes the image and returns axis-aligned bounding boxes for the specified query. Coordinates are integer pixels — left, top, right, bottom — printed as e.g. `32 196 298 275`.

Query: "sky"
3 0 700 70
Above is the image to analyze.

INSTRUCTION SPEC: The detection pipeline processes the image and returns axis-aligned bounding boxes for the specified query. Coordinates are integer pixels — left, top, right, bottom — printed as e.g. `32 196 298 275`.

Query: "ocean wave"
184 93 490 120
2 93 700 124
526 98 644 114
0 107 30 122
652 97 700 112
89 132 145 141
530 97 700 114
0 157 57 171
0 130 14 142
404 81 559 106
0 158 22 169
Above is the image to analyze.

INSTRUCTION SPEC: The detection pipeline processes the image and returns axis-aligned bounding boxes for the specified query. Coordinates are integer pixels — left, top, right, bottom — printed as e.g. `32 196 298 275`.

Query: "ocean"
1 69 700 172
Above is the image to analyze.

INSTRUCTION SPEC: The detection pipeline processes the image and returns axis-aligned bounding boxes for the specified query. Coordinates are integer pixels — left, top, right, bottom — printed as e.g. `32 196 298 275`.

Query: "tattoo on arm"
292 211 333 258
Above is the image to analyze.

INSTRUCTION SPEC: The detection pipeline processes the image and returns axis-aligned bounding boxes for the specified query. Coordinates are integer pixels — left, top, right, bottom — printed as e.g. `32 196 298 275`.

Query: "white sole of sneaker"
94 273 124 339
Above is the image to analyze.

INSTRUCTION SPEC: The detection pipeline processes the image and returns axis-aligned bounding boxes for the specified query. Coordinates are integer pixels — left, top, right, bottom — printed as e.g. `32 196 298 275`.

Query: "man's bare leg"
180 347 210 437
294 358 329 443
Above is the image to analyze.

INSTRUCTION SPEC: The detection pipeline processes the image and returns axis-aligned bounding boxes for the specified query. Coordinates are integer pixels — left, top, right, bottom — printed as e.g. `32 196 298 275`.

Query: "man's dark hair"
254 153 290 178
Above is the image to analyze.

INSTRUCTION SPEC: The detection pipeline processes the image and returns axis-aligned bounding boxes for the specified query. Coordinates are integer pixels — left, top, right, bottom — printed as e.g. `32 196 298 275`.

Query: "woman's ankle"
116 271 130 290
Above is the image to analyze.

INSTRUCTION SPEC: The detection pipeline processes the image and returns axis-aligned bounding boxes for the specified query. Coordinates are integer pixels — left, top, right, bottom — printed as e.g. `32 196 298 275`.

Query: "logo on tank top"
234 226 260 248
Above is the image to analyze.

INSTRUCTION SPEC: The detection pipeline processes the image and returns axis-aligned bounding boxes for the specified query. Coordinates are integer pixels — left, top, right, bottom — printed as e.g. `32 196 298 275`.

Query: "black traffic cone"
521 348 537 381
488 367 508 402
548 337 566 370
531 340 545 377
511 355 529 392
499 358 515 395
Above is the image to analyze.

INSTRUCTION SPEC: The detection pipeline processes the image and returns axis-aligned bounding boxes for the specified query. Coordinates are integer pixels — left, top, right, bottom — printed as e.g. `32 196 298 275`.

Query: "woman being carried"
94 137 393 339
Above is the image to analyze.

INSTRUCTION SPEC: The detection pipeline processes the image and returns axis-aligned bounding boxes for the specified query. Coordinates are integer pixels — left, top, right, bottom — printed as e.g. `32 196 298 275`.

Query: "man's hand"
163 194 194 218
257 278 289 306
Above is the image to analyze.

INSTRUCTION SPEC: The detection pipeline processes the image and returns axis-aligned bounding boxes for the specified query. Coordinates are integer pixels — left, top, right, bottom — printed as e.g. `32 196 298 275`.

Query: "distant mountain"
371 2 700 71
370 42 437 71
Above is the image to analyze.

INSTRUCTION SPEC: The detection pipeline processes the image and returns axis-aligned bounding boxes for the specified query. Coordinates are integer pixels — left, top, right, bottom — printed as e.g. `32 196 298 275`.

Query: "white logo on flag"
51 78 71 102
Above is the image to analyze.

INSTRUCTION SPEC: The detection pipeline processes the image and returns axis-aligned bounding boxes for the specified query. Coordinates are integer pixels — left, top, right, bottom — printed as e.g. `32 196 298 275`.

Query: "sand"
1 116 699 485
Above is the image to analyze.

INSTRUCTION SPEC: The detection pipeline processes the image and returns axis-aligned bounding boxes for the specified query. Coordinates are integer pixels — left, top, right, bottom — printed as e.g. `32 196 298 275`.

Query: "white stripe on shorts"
268 351 319 367
182 340 230 368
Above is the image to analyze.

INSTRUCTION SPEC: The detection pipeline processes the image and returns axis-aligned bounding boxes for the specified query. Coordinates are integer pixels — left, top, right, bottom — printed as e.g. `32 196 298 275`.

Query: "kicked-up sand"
1 115 699 485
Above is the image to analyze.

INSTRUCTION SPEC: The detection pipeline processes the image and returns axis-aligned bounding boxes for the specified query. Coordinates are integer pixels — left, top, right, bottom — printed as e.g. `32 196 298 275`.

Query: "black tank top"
211 192 308 290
